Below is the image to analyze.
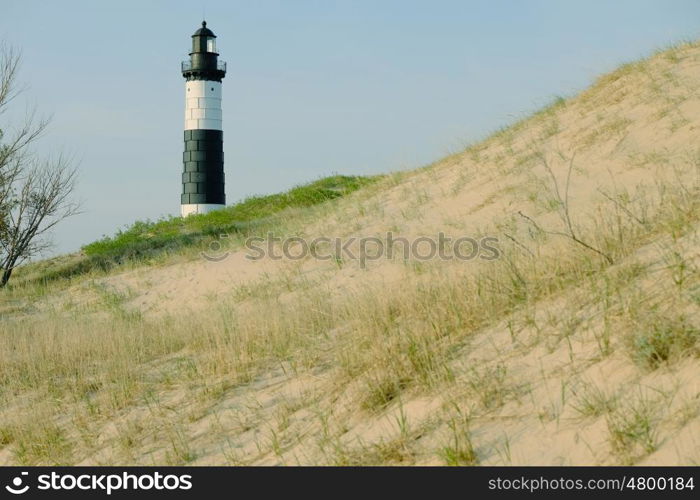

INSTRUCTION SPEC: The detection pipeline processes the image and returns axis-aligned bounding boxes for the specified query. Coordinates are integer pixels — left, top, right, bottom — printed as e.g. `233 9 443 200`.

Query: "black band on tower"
181 130 225 205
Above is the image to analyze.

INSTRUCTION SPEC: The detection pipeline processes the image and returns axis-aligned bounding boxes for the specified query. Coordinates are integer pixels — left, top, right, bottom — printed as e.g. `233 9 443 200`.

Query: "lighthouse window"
206 37 216 53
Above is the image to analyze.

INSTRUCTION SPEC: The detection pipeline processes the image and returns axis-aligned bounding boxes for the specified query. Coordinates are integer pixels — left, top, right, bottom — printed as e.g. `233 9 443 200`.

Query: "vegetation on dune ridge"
13 174 379 285
83 174 378 258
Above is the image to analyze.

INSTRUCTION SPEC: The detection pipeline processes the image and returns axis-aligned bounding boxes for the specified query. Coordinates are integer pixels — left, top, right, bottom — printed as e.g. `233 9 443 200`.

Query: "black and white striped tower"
181 21 226 217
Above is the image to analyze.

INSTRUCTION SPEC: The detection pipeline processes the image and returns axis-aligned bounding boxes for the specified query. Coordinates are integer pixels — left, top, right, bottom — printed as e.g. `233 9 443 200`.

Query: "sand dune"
1 41 699 466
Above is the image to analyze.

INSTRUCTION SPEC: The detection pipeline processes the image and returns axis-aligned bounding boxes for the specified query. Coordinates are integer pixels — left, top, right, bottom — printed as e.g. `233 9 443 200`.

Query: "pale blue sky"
1 1 699 254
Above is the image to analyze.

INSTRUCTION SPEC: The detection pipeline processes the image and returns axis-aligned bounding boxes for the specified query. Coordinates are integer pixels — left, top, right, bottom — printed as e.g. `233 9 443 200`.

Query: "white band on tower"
184 81 222 131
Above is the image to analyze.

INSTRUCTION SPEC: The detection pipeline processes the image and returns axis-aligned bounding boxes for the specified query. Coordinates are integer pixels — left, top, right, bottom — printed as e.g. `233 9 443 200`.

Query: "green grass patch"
83 174 378 258
18 175 379 285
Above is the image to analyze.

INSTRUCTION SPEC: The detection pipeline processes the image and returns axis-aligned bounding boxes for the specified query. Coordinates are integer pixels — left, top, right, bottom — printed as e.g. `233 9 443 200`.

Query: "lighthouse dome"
193 21 215 38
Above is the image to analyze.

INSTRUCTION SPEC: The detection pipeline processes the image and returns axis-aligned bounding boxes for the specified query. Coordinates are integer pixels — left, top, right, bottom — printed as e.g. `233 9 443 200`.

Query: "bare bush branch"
0 42 23 116
0 44 79 287
519 152 614 265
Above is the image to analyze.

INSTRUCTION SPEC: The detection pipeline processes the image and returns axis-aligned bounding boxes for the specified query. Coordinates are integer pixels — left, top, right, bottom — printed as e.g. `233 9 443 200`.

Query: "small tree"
0 43 79 287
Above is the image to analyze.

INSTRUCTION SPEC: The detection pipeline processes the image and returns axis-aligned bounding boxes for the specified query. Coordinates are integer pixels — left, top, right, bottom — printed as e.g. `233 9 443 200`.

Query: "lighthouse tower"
180 21 226 217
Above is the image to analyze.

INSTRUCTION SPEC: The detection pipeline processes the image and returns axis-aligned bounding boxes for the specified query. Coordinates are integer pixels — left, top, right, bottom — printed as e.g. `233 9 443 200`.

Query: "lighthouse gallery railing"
181 61 227 72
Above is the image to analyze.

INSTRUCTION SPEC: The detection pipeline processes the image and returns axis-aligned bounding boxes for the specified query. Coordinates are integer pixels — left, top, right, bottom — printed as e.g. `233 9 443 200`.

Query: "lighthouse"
181 21 226 217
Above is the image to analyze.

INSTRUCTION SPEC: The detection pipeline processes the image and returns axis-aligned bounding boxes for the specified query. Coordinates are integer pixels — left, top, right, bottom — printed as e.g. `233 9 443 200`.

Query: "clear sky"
1 1 699 255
